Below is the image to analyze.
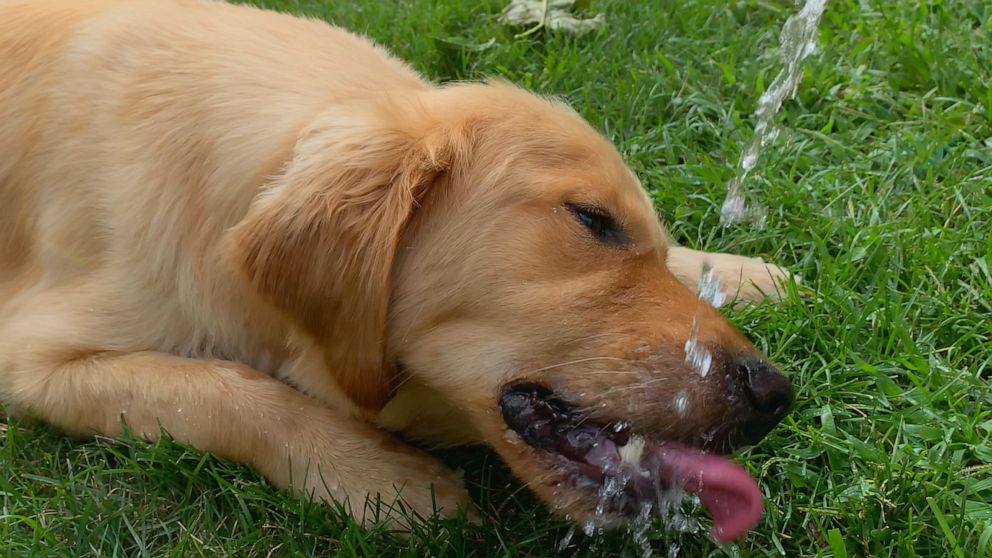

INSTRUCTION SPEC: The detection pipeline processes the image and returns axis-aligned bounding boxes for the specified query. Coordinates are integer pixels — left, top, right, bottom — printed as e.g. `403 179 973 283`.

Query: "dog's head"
233 82 792 540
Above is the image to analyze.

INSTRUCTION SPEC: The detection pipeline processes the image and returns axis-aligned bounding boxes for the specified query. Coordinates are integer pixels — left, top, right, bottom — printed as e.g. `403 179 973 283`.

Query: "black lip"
499 382 753 459
499 382 577 451
499 382 631 459
499 383 671 516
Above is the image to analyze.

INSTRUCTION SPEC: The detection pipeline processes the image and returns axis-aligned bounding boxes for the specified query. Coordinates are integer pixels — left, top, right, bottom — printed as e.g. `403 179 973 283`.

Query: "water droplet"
631 501 654 558
558 526 576 550
673 390 689 417
740 151 758 173
760 126 781 147
582 422 714 550
696 264 726 308
683 319 713 378
582 519 598 537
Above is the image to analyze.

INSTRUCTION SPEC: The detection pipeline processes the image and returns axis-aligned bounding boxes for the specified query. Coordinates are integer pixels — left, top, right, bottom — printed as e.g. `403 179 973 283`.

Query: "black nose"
736 357 793 419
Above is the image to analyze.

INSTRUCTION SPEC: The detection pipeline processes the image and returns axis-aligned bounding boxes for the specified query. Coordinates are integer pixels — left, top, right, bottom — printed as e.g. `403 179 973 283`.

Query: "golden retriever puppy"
0 0 794 541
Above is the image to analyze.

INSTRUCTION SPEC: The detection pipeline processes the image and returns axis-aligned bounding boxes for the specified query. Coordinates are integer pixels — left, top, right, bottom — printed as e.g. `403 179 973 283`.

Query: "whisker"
525 356 629 375
585 369 650 376
588 374 678 400
564 332 640 344
391 370 417 391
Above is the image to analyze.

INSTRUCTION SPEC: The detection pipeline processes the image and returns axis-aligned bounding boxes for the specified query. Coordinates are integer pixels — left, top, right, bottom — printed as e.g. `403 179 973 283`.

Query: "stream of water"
563 1 828 555
720 0 828 227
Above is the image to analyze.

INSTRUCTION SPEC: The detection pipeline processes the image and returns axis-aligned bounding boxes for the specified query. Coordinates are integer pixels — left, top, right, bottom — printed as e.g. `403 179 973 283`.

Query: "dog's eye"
566 203 626 245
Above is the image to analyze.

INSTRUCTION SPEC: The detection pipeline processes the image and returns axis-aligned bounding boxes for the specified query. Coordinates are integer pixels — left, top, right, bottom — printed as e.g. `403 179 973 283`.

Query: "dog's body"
1 0 793 534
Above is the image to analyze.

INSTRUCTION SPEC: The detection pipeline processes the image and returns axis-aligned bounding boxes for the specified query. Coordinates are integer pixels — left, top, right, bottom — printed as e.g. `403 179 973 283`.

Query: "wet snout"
485 250 795 531
735 358 793 416
511 286 794 455
660 286 794 451
650 302 795 451
725 354 793 446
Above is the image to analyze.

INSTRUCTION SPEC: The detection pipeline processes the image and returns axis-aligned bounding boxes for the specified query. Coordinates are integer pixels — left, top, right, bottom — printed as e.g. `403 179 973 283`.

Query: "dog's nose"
735 357 793 419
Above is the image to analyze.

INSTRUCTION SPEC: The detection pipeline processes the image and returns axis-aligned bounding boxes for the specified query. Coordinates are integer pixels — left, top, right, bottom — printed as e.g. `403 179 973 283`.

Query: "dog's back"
0 0 426 323
0 0 110 295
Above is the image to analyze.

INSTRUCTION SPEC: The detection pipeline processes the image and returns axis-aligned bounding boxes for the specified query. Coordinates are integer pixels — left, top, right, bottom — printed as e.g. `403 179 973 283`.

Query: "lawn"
2 0 991 556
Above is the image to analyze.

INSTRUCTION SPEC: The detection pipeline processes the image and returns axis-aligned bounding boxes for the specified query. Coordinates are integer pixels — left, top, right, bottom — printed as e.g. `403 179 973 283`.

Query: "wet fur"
0 0 792 526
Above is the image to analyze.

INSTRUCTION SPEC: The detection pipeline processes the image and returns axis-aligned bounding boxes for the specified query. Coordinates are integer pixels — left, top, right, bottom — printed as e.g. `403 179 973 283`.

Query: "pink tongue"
647 445 763 542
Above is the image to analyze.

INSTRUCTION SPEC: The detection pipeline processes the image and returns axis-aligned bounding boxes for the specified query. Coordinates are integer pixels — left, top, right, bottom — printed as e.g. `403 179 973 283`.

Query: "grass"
2 0 990 555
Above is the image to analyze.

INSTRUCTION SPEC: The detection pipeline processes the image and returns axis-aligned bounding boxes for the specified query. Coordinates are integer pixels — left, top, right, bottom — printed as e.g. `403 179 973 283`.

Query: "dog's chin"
498 383 765 543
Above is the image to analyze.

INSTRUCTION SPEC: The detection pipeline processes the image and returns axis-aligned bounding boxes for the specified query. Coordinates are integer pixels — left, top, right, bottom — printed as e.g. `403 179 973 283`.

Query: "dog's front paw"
374 449 476 526
291 436 475 529
708 253 798 304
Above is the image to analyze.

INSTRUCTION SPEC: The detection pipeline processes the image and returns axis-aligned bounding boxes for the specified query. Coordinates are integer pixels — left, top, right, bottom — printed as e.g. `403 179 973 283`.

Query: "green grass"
2 0 991 555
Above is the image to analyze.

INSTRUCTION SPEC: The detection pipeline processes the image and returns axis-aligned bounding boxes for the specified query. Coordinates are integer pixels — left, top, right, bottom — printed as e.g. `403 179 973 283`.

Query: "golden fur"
0 0 792 526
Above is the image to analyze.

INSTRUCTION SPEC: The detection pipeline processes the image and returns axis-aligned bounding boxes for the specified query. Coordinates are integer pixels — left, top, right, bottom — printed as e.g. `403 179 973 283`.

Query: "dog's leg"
0 337 471 526
667 246 795 304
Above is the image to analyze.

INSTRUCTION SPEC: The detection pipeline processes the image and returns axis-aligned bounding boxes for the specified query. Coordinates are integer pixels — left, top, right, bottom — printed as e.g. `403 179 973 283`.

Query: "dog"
0 0 795 541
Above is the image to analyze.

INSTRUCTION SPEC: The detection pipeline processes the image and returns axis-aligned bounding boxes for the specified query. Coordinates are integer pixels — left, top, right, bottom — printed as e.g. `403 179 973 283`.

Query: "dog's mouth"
499 383 763 542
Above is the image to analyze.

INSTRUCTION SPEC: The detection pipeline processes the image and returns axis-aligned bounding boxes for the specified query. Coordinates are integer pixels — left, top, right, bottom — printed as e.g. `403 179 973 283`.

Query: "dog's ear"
229 100 468 410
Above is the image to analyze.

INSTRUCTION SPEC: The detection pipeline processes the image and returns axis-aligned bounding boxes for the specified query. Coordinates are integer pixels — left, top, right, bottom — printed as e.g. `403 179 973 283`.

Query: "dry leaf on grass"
498 0 604 35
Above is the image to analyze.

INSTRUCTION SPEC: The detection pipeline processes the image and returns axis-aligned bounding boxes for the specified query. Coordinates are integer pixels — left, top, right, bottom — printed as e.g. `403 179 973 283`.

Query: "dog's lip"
497 383 632 452
498 383 764 542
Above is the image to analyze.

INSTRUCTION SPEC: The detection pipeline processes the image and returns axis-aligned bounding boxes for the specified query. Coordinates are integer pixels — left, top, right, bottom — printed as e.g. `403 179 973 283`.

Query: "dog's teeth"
618 434 646 465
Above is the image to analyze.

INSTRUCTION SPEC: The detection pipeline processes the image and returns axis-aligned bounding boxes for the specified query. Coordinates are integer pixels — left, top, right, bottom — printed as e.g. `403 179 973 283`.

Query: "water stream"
720 0 828 227
562 1 827 554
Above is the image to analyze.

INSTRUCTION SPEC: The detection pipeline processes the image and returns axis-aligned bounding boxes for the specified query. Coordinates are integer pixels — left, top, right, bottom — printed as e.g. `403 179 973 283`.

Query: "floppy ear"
229 101 465 411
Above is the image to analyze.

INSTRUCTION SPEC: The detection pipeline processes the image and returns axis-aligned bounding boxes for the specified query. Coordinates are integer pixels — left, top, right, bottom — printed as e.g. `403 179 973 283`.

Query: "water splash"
581 471 700 557
577 468 703 556
576 5 829 551
558 526 577 551
631 502 655 558
683 319 713 378
584 471 631 536
721 0 828 226
673 390 689 417
582 518 598 537
596 474 627 516
684 262 722 378
696 264 726 308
